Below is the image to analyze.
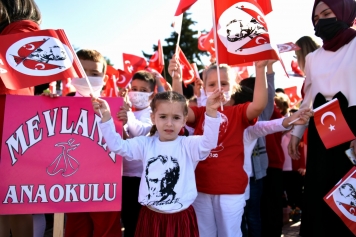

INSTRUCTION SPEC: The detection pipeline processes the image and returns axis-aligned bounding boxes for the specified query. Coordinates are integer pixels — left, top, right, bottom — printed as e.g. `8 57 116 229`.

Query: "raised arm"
246 61 268 121
259 61 276 120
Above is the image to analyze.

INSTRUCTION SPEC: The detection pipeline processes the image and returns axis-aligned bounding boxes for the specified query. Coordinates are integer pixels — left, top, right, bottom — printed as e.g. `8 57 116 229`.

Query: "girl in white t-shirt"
92 90 224 237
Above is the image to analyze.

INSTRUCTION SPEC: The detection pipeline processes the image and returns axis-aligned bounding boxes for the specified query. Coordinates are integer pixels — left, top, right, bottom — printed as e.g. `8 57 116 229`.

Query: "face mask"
128 91 153 109
205 91 231 105
71 76 104 97
314 17 349 41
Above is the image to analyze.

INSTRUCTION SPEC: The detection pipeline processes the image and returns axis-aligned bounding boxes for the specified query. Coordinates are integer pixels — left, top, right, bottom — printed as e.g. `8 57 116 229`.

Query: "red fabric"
0 20 40 95
104 65 120 97
291 60 304 77
277 42 301 53
174 0 198 16
312 0 356 52
116 69 132 89
256 0 273 15
314 99 355 149
148 40 164 73
177 47 195 86
198 28 216 58
291 136 306 170
65 211 121 237
122 53 147 76
189 103 257 194
134 206 199 237
284 86 302 108
213 0 278 65
266 107 285 169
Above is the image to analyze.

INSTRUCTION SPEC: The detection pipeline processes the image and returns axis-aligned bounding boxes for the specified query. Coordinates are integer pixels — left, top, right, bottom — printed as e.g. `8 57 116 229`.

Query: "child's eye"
159 115 166 119
132 88 138 91
174 116 181 120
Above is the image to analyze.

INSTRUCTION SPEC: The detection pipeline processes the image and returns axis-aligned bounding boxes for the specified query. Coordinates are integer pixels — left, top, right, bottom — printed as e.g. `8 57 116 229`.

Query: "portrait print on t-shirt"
142 155 183 209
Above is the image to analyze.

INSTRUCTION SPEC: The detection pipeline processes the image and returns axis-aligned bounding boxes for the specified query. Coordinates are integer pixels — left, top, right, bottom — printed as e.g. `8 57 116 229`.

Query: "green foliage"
143 12 208 83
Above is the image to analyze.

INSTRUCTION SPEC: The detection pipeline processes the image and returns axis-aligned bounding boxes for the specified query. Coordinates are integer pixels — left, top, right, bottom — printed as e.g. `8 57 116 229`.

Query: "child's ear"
103 75 109 84
149 92 155 100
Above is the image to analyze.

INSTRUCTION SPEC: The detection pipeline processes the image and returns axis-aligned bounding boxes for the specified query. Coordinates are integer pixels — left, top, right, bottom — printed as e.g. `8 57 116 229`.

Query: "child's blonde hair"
274 92 290 116
203 64 241 94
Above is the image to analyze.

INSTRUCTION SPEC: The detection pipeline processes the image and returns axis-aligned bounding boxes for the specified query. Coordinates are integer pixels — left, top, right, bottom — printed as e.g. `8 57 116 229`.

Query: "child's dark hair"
232 85 253 105
132 71 156 92
239 77 256 91
149 91 188 136
76 49 107 74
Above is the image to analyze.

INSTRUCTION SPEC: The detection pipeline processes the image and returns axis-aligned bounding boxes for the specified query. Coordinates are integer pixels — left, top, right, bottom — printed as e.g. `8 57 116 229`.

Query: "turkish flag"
284 86 302 108
314 98 355 149
148 40 164 73
122 53 147 76
213 0 278 65
256 0 272 15
291 60 304 77
175 0 198 16
104 65 120 97
177 47 195 86
0 29 85 90
277 42 300 53
116 69 132 89
232 65 250 79
324 166 356 235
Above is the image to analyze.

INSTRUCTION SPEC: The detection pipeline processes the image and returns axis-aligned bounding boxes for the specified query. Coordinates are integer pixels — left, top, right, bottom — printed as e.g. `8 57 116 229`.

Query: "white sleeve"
291 54 312 139
186 112 221 162
126 111 152 137
197 88 207 107
99 118 144 160
244 118 291 142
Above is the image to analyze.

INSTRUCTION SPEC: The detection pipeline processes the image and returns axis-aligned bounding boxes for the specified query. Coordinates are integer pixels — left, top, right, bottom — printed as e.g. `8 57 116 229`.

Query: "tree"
143 12 209 83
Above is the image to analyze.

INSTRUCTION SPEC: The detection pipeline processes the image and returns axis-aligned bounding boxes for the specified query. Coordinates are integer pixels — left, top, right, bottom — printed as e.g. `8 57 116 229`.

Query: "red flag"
277 42 301 53
232 65 249 79
0 29 85 90
284 86 302 108
122 53 147 76
213 0 278 65
148 40 164 73
314 98 355 149
116 69 132 89
291 60 304 77
104 65 120 97
175 0 198 16
61 78 75 96
256 0 272 15
177 47 195 86
324 167 356 235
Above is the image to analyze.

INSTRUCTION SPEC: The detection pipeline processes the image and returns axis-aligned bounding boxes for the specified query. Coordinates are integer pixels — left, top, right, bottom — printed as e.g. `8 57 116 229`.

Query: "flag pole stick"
172 32 181 78
210 0 223 111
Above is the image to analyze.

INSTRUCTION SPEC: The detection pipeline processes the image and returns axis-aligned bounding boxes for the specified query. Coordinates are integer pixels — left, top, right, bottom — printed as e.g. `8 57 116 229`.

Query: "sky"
35 0 322 83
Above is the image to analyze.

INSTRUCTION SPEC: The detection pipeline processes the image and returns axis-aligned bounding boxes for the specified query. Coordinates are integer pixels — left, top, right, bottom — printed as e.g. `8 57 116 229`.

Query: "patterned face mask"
128 91 153 109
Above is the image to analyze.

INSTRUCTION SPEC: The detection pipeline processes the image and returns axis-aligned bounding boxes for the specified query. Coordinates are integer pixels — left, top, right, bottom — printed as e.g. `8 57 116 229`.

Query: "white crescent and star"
35 63 45 70
255 37 266 44
149 52 158 62
321 111 336 125
24 44 35 50
257 15 265 24
117 75 126 84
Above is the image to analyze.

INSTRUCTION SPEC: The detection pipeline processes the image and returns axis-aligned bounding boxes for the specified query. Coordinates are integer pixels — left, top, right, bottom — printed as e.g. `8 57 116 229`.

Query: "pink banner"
0 95 123 214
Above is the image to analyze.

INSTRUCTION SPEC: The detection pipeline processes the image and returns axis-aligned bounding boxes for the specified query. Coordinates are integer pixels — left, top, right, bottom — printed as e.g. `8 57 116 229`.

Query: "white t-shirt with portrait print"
99 113 221 213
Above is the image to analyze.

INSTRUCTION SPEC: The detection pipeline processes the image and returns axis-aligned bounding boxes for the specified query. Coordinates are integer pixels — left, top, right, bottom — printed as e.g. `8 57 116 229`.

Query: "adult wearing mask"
288 0 356 236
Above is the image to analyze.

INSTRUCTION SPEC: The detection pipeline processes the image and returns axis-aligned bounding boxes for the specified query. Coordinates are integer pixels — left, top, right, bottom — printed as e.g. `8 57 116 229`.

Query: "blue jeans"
241 177 263 237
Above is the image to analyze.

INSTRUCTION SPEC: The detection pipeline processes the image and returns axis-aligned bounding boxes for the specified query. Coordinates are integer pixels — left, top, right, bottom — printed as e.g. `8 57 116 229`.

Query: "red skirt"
134 205 199 237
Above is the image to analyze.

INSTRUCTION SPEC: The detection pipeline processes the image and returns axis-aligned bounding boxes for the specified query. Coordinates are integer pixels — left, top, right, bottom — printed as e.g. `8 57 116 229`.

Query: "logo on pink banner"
0 95 123 214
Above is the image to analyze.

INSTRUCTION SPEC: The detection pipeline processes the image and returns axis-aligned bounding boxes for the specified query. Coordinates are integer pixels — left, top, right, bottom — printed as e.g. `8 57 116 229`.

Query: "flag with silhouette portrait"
324 166 356 235
0 29 85 90
213 0 278 65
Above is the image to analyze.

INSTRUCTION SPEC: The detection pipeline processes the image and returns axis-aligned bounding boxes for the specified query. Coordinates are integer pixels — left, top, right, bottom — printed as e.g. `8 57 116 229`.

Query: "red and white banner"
148 40 164 73
122 53 147 76
314 98 355 149
324 167 356 235
0 29 85 90
0 95 123 214
277 42 300 53
213 0 278 65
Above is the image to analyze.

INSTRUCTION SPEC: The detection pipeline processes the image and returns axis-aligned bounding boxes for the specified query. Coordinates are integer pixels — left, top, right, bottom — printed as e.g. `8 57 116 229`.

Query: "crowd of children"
1 0 356 237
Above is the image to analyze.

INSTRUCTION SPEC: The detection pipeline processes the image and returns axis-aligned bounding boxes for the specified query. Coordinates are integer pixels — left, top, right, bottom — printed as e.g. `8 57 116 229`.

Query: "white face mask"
71 76 104 97
128 91 153 109
205 91 231 105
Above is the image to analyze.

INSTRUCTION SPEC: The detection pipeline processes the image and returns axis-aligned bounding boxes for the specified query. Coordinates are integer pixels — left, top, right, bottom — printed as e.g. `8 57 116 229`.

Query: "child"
117 70 156 237
64 49 122 237
169 58 268 237
91 90 224 237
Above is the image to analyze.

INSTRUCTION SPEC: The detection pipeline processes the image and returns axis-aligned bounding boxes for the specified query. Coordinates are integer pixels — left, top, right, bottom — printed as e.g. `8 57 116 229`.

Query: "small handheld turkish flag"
177 47 195 86
148 40 164 73
122 53 147 76
175 0 198 16
324 166 356 235
277 42 300 53
104 65 120 97
116 69 132 89
213 0 278 65
0 29 85 90
284 86 302 108
314 98 355 149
